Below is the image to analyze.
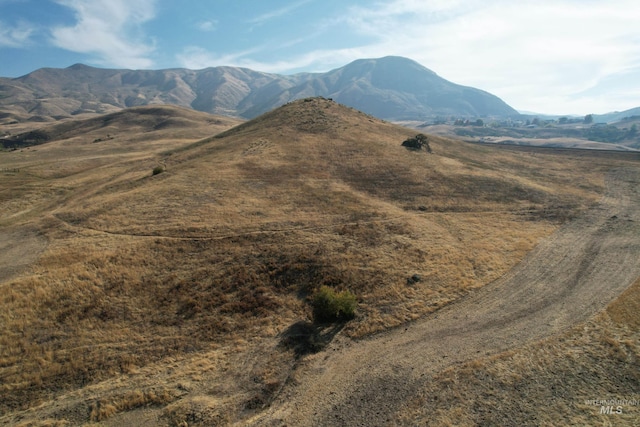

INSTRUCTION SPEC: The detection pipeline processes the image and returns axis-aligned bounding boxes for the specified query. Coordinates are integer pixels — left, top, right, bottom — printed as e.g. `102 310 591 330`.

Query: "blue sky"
1 0 639 115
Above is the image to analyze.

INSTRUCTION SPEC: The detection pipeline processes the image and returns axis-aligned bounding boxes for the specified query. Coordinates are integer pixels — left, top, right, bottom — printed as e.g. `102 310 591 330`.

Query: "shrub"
152 165 164 176
312 286 357 323
401 133 432 153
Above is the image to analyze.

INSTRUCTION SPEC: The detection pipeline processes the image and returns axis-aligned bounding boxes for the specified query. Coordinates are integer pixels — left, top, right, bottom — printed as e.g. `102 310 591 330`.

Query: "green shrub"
312 286 357 323
152 165 164 176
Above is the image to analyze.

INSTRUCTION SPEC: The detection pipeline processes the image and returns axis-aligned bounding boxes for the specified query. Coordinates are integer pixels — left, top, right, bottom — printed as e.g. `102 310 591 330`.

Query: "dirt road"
244 167 640 426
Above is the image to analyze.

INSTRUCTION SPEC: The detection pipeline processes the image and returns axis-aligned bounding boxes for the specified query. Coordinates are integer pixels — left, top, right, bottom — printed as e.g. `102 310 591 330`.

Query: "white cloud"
176 44 366 74
0 20 34 47
197 20 217 32
248 0 312 25
50 0 156 69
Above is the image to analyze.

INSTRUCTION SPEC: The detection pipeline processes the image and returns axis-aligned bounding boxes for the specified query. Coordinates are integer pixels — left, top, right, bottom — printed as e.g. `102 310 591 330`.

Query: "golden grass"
607 276 640 329
89 388 176 422
1 98 639 424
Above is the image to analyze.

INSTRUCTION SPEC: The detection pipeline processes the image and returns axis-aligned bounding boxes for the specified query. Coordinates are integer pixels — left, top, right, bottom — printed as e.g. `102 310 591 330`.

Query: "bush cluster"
312 286 357 323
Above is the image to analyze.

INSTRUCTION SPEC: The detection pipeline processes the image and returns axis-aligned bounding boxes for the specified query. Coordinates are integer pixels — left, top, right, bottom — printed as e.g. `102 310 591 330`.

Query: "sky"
1 0 639 115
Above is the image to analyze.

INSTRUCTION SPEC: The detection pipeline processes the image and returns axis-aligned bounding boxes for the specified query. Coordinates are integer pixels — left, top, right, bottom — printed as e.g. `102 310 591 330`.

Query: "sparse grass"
163 396 231 427
15 421 70 427
0 98 638 424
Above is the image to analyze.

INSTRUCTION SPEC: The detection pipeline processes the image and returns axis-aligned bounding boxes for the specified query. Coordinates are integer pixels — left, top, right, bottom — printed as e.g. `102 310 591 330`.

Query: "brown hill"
0 104 241 149
0 98 638 425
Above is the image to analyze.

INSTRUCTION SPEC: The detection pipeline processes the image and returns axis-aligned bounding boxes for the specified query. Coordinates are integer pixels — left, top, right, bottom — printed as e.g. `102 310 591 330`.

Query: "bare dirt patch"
245 167 640 426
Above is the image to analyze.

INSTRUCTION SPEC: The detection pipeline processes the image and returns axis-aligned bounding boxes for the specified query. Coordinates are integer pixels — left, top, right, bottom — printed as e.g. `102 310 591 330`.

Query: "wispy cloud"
50 0 157 69
176 46 264 70
176 43 367 74
248 0 312 25
0 20 34 47
196 19 217 32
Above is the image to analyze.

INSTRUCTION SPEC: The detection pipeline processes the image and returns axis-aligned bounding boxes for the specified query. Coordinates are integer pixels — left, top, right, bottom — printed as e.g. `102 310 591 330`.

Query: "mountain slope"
0 57 517 122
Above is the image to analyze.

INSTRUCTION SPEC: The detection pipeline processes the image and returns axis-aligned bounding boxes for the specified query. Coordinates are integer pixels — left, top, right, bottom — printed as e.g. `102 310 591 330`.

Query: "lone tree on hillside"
402 133 432 153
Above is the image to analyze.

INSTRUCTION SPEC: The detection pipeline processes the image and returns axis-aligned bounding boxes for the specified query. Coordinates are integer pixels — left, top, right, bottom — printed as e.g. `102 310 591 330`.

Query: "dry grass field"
0 99 638 425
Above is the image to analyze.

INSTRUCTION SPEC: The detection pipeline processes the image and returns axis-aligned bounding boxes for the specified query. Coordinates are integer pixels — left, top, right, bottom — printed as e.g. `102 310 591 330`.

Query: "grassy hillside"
0 98 638 425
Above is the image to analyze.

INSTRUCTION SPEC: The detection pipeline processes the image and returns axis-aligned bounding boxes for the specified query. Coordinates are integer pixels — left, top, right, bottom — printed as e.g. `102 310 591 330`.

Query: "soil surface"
244 167 640 426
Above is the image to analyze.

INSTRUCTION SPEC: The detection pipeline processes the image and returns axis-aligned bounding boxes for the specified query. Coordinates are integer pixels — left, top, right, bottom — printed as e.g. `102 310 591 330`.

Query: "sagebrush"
312 286 357 322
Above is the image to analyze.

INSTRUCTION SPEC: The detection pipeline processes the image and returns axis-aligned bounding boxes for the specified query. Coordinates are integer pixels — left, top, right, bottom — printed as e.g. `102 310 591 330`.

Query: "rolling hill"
593 106 640 123
0 98 638 425
0 57 518 123
0 104 241 149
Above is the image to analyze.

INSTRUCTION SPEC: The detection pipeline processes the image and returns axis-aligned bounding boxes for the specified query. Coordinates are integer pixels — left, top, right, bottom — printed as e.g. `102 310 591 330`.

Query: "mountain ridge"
0 56 518 122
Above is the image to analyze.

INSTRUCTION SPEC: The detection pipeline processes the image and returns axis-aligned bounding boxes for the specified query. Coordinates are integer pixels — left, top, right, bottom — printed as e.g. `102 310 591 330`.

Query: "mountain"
275 57 519 119
0 63 304 121
593 106 640 124
0 57 518 123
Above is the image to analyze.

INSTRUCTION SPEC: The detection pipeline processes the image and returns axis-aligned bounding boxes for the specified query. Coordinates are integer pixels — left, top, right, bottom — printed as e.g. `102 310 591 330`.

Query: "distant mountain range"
593 107 640 124
518 107 640 124
0 56 519 123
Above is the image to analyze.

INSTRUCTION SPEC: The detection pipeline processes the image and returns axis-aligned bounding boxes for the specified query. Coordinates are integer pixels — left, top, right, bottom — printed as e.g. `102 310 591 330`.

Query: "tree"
401 133 432 153
584 114 594 124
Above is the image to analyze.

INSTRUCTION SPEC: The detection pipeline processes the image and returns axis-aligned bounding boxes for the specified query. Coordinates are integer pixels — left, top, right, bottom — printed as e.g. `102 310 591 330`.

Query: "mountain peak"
67 63 95 70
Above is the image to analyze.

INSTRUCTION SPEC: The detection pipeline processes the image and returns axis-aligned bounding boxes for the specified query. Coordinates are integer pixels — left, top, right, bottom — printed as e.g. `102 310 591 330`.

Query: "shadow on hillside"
279 321 345 358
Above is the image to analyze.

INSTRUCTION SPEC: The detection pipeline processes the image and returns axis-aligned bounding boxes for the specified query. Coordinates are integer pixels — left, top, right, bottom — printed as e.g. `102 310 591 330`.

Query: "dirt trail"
244 167 640 426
